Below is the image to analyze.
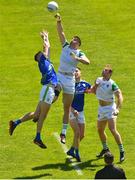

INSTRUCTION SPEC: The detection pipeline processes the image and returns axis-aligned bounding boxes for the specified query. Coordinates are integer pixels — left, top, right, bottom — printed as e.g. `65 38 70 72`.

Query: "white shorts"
69 111 85 124
40 85 55 104
57 72 75 94
98 103 117 121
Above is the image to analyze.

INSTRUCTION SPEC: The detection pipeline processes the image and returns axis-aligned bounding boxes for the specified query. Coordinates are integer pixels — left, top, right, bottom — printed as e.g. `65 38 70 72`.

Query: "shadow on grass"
13 158 104 179
13 173 52 179
32 157 104 172
32 158 73 171
79 158 105 171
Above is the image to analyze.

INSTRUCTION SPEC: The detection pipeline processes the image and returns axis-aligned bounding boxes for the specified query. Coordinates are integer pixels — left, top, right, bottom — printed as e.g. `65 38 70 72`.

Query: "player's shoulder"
80 80 91 87
95 167 105 177
109 78 115 84
80 80 89 84
96 77 103 83
78 49 84 52
114 165 125 173
80 79 87 83
109 78 119 91
78 49 85 57
62 40 69 48
97 76 103 80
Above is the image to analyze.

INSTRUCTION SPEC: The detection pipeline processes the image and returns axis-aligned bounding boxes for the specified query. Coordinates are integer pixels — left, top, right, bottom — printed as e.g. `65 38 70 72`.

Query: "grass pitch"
0 0 135 179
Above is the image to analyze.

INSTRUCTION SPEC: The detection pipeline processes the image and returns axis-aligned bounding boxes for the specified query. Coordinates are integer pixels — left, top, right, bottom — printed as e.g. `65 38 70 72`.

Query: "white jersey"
96 77 119 102
58 41 85 74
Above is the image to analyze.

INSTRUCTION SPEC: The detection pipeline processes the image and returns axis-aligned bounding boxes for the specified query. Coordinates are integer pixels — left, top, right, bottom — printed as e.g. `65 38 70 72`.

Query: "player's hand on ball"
54 13 61 22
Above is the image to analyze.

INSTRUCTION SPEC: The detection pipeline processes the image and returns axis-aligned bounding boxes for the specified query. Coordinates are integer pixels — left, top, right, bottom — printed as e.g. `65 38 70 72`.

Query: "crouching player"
9 30 59 149
66 67 91 162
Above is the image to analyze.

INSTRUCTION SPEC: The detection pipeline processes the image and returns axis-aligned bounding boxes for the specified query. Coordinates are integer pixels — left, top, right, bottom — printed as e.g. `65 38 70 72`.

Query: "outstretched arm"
40 30 50 59
85 82 98 94
55 13 66 45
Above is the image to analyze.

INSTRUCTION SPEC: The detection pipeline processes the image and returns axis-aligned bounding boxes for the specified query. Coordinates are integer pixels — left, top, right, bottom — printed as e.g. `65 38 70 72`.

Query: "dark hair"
104 152 114 164
76 67 81 70
34 51 42 61
73 36 81 46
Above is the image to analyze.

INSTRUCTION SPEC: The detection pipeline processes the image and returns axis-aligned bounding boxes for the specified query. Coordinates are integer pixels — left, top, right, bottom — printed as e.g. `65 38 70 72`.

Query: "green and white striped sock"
62 123 68 135
102 141 108 150
118 144 124 152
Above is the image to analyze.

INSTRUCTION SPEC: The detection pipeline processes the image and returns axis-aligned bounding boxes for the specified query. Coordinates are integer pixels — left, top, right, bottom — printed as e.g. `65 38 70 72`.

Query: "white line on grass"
53 132 83 175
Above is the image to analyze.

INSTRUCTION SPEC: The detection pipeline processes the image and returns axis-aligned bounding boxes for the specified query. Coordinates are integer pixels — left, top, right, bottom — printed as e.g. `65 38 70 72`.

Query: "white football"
47 1 59 12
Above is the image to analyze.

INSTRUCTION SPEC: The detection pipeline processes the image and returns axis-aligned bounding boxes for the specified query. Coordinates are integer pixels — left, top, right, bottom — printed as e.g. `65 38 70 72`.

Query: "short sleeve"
79 50 85 57
112 82 119 92
62 41 69 48
96 77 101 85
86 82 91 89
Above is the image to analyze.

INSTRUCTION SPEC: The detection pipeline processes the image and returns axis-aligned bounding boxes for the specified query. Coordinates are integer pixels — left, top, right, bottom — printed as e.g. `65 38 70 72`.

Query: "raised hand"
54 13 61 22
40 30 50 47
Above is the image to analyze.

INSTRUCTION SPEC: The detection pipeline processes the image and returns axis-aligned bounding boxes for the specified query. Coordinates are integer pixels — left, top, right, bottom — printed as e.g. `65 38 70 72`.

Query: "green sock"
62 123 68 135
102 141 108 150
118 144 124 152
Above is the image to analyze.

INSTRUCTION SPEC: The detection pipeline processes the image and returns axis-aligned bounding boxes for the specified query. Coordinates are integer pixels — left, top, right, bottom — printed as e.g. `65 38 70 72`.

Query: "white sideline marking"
53 132 83 175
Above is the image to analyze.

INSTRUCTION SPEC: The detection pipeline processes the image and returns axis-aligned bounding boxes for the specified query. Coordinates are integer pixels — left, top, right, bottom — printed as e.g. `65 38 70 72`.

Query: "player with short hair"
89 65 125 162
95 152 126 179
9 31 58 149
54 13 90 144
66 67 91 162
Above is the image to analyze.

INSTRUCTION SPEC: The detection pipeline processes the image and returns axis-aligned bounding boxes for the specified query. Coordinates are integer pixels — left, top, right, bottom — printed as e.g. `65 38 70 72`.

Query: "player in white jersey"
54 13 90 144
89 65 125 162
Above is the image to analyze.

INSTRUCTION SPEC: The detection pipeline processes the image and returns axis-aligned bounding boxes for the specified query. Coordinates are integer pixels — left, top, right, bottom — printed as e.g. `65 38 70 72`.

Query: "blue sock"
75 148 81 161
75 148 79 154
70 146 75 153
14 119 21 126
35 133 41 141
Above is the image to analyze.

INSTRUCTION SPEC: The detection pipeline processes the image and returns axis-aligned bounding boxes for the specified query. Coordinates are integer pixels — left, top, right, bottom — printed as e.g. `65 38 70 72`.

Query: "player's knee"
33 112 39 122
109 128 117 135
34 112 39 119
80 134 84 141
